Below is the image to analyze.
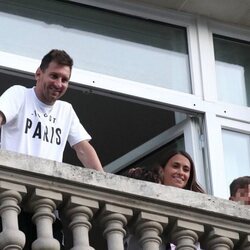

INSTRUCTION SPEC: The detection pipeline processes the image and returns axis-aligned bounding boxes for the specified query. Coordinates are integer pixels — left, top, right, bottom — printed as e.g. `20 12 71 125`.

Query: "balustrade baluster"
103 213 127 250
0 181 26 250
135 212 168 250
171 229 198 250
66 196 99 250
0 190 26 250
136 221 163 250
206 236 234 250
170 219 204 250
205 227 239 250
29 188 62 250
101 204 132 250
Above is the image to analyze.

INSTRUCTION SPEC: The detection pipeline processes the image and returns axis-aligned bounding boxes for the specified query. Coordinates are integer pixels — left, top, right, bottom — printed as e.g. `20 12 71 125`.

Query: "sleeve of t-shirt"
67 106 92 147
0 85 26 123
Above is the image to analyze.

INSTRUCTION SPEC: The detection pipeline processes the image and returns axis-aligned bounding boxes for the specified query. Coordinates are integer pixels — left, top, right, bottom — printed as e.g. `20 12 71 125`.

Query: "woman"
127 150 205 193
125 150 204 249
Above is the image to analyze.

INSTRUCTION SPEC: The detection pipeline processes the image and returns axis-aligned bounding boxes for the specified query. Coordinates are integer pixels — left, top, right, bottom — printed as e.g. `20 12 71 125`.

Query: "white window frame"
217 118 249 198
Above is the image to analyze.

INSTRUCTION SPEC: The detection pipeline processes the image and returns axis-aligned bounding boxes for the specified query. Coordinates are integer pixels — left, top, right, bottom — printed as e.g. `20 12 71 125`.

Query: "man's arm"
72 140 103 172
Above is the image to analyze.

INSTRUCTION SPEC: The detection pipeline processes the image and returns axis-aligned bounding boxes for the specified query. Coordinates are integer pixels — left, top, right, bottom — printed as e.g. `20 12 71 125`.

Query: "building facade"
0 3 249 247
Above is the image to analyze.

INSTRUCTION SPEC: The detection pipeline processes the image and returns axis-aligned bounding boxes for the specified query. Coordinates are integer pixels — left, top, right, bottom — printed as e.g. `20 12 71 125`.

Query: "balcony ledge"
0 150 249 223
0 149 250 249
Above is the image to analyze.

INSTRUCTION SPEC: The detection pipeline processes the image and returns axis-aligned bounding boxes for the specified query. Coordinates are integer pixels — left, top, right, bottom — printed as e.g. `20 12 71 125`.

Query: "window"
0 0 191 93
0 0 208 191
0 69 205 182
222 130 250 196
214 35 250 106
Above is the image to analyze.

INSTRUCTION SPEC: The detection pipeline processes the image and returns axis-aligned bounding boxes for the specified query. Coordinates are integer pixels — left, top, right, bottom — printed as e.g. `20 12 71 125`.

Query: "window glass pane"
214 35 250 106
222 130 250 193
0 1 191 93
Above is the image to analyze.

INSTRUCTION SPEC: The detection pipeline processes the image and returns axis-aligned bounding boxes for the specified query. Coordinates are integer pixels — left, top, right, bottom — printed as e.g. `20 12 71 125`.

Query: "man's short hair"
230 176 250 197
39 49 73 71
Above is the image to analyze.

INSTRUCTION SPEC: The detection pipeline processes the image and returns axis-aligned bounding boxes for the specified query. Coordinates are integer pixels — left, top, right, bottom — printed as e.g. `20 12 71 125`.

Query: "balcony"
0 150 249 250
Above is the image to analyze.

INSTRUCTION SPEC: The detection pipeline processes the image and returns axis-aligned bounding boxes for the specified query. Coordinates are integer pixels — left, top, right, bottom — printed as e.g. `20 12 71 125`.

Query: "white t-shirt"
0 85 91 162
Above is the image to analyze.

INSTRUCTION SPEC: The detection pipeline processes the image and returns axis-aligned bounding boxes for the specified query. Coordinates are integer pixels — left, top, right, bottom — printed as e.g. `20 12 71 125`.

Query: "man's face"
231 184 250 205
35 61 71 105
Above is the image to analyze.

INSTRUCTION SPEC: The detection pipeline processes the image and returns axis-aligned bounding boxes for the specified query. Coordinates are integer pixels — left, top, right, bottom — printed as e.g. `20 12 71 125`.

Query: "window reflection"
214 35 250 106
222 130 250 193
0 1 191 93
216 61 247 105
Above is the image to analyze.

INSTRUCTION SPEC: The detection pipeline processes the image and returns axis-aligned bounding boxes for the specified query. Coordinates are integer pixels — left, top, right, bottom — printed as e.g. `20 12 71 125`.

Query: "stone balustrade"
0 150 250 250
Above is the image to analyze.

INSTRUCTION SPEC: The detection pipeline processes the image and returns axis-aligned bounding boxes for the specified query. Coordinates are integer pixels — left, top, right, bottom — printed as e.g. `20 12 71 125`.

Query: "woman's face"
163 154 191 189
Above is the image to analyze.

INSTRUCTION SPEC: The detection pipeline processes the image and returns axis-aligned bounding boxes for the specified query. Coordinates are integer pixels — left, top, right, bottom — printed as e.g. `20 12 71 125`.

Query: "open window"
0 67 206 190
0 0 207 191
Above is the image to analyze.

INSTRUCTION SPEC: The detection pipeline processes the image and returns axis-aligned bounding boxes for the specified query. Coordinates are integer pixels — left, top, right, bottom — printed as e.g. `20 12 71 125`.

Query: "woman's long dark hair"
156 150 205 193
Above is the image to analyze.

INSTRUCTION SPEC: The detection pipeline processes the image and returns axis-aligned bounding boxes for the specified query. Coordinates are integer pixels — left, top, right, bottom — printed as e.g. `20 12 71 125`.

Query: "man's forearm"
78 148 103 171
73 141 104 172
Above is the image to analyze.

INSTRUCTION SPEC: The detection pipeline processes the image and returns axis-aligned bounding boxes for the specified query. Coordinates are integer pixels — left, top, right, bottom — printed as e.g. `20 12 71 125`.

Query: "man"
0 49 103 171
229 176 250 205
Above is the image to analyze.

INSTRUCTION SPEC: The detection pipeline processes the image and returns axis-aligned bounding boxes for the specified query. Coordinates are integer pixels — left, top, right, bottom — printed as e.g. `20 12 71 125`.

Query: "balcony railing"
0 150 249 250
